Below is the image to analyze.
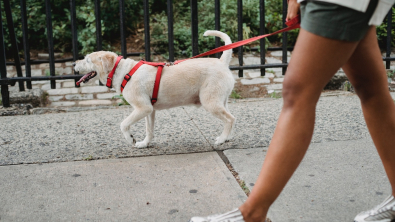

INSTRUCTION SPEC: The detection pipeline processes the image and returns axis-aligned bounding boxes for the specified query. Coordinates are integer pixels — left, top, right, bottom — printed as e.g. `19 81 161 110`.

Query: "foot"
124 134 136 146
135 141 148 148
215 136 227 145
189 208 244 222
354 195 395 222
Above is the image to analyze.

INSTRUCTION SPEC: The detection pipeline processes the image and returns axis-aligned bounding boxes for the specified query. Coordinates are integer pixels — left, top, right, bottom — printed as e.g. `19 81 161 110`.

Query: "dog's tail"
203 30 232 65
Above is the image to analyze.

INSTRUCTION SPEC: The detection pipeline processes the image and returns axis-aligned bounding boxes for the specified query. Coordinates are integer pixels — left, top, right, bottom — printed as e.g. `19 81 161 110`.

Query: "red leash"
174 15 300 64
103 15 300 105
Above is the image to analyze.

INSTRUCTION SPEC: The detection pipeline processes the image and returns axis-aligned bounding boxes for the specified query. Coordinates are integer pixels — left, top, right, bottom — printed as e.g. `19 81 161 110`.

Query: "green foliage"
342 81 353 92
377 7 395 47
1 0 393 59
112 94 130 106
269 91 281 98
1 0 143 56
230 90 242 99
387 69 394 79
150 0 284 58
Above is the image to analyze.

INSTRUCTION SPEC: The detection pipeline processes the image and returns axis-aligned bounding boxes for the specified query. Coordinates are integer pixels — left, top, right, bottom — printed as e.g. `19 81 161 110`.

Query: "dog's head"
74 51 118 85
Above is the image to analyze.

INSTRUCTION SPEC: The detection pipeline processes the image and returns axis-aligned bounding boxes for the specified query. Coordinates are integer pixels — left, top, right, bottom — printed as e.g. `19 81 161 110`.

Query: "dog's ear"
100 54 116 73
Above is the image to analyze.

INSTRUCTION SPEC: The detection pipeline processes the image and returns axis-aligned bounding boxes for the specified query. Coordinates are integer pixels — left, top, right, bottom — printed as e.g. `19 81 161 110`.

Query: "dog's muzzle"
76 71 97 86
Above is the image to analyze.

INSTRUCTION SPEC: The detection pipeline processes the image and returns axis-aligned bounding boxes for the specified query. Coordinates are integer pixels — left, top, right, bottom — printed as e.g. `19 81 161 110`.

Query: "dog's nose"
72 62 76 67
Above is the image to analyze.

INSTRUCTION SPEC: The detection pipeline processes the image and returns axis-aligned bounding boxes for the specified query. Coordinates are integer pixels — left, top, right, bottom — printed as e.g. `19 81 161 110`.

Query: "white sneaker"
354 195 395 222
189 208 245 222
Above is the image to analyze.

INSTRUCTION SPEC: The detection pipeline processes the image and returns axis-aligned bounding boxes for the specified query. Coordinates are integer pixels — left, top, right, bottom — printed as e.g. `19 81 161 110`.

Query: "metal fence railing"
0 0 394 108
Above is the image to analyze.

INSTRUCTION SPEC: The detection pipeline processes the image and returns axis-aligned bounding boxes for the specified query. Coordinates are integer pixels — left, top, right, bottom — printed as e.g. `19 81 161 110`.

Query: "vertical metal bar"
259 0 265 76
237 0 243 78
45 0 56 89
94 0 102 51
215 0 221 59
386 9 392 69
119 0 127 58
167 0 174 62
70 0 79 87
282 0 288 75
20 0 31 89
143 0 151 61
190 0 198 56
0 3 10 107
94 0 103 85
4 0 25 91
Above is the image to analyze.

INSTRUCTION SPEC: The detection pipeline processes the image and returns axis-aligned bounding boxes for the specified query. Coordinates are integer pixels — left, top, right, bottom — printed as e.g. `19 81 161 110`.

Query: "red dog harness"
105 15 301 106
106 56 165 105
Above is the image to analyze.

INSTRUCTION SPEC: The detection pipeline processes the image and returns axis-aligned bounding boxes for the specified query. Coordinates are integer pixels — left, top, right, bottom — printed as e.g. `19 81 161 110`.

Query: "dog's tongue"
76 72 95 86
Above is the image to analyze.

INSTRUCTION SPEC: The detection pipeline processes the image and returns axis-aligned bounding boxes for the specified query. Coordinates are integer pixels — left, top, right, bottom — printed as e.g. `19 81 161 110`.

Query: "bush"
1 0 394 59
150 0 294 58
1 0 143 56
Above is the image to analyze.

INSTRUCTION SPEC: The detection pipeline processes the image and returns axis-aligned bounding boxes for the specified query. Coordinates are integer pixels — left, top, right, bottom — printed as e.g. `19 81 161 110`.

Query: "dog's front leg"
135 110 156 148
120 107 153 146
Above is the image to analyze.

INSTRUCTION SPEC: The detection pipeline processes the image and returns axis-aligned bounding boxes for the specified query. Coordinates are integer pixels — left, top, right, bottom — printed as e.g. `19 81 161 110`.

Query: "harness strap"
106 55 123 88
120 60 165 105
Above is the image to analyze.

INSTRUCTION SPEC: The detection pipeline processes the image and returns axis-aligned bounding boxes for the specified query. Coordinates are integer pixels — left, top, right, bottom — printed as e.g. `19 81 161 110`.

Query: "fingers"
286 0 300 21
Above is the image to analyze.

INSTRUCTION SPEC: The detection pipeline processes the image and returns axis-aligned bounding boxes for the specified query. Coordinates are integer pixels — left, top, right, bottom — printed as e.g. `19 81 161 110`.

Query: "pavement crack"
216 150 251 196
181 107 215 150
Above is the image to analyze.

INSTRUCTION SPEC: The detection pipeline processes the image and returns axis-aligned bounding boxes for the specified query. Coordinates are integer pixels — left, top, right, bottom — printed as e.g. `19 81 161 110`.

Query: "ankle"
239 202 268 222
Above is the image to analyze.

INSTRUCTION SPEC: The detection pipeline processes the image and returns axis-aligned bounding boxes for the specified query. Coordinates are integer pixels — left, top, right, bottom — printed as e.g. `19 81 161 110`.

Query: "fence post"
143 0 151 61
45 0 56 89
167 0 174 62
0 2 10 107
386 9 392 69
20 0 32 89
282 0 288 75
119 0 127 58
4 0 25 91
70 0 79 87
215 0 221 59
260 0 265 76
237 0 243 78
190 0 199 56
94 0 102 51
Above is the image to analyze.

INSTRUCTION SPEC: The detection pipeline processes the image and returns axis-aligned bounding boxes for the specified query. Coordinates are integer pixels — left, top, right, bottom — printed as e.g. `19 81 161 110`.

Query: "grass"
342 81 353 92
230 90 242 99
238 180 250 195
83 155 94 161
269 91 282 99
112 94 130 106
387 69 394 79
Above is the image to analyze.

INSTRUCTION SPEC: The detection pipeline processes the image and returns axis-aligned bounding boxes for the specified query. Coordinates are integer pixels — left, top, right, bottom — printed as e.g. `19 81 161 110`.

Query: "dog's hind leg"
135 110 156 148
120 106 153 146
201 98 235 145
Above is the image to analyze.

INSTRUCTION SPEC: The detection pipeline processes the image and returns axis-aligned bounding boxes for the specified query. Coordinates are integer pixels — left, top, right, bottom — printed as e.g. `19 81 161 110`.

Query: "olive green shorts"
300 0 379 42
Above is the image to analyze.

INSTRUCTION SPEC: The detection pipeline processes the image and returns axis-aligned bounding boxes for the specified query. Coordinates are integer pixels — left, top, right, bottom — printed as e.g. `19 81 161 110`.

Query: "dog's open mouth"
76 71 97 86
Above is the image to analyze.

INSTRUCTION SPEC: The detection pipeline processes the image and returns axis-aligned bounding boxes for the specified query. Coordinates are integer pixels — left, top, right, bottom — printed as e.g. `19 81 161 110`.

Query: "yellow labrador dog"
74 30 235 148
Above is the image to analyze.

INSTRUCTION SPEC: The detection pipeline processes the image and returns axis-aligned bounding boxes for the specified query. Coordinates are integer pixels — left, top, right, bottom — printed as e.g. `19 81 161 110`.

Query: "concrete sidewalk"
1 91 394 221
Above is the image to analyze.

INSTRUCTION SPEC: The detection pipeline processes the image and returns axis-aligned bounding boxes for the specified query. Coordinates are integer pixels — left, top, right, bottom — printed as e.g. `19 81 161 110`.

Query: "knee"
352 82 381 103
281 78 319 109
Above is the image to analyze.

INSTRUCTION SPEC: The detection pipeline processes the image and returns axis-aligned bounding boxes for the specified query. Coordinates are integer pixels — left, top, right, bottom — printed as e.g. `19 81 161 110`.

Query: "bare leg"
239 29 360 221
342 27 395 196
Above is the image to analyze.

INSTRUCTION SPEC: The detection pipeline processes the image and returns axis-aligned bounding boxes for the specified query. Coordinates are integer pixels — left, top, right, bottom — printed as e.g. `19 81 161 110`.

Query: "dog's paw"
214 137 227 145
125 134 136 146
135 141 148 149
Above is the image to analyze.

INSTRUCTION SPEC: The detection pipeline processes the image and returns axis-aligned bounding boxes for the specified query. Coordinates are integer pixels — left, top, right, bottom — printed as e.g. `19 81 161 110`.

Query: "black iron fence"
0 0 394 108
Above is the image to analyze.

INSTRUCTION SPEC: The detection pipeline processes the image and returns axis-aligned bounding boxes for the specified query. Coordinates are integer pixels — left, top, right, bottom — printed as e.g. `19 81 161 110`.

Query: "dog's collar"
106 55 124 88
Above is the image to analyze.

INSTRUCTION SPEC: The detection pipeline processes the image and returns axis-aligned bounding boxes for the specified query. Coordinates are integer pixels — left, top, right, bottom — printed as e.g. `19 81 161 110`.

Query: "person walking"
189 0 395 221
